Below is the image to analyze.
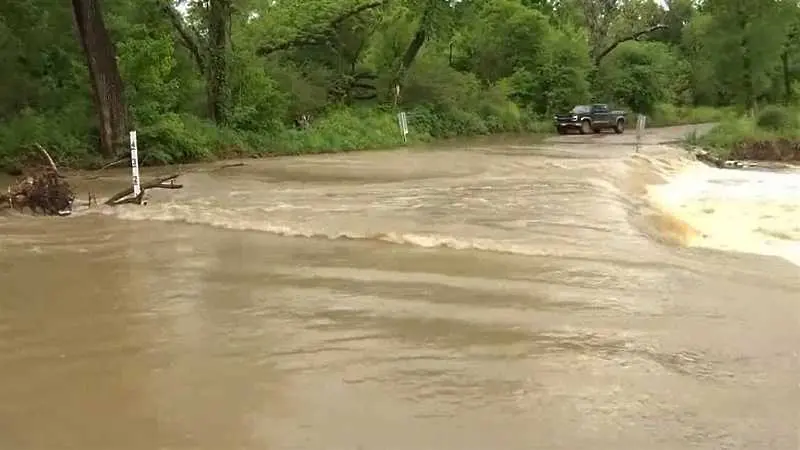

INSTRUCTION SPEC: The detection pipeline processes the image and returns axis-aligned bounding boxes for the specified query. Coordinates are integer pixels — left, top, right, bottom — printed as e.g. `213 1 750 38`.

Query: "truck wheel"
580 120 592 134
613 118 625 134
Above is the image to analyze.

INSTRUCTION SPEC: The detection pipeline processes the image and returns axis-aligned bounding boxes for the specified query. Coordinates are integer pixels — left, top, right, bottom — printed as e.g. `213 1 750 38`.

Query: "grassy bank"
0 104 728 173
645 104 733 128
0 105 554 172
690 105 800 162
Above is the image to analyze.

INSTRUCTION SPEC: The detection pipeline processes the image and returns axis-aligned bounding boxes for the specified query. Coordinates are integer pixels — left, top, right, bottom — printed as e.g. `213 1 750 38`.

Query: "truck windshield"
571 105 590 114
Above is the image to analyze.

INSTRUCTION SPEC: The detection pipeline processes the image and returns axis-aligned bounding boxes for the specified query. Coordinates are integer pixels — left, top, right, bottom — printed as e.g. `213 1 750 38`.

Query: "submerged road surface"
0 125 798 449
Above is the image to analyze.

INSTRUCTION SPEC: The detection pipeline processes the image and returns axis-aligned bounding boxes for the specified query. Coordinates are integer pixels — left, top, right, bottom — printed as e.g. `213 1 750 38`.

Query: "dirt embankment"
727 139 800 162
693 138 800 170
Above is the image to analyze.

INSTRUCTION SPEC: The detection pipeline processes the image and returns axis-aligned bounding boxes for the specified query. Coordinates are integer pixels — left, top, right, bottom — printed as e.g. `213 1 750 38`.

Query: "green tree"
0 0 795 169
72 0 130 157
596 41 681 113
700 0 791 108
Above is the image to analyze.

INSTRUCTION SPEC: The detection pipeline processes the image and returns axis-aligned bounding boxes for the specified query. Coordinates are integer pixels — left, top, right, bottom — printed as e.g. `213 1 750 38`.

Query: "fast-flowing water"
1 125 798 450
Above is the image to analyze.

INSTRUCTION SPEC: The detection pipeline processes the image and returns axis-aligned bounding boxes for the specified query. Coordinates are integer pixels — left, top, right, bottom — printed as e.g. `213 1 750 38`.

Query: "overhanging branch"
256 0 384 56
160 1 207 72
594 24 667 66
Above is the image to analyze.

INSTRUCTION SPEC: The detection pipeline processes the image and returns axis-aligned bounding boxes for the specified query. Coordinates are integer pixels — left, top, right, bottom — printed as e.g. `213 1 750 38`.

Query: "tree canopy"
0 0 797 167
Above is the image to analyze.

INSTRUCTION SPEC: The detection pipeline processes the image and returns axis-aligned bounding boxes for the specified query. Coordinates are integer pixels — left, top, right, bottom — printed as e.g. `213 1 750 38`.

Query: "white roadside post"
635 114 647 153
397 111 409 143
129 130 142 198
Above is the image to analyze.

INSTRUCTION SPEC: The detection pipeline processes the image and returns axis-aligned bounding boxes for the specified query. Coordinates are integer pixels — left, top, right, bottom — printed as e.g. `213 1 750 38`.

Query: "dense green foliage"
1 0 798 168
694 106 800 158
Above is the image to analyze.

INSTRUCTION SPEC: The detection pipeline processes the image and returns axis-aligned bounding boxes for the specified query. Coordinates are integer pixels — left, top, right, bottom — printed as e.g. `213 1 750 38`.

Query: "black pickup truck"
554 104 627 134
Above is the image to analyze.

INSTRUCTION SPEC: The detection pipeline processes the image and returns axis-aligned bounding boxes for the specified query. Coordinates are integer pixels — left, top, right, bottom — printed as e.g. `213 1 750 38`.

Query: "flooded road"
1 125 798 449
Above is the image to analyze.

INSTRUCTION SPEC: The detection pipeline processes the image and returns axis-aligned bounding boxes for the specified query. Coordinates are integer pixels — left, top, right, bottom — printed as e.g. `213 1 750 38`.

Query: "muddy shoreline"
692 141 800 171
731 138 800 161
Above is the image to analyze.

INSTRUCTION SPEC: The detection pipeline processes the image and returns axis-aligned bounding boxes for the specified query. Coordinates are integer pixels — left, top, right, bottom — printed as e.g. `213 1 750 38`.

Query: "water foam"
88 203 551 256
80 147 799 268
648 164 800 267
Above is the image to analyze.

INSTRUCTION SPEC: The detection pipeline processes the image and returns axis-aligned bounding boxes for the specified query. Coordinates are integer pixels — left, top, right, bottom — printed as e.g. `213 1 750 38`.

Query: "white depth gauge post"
397 112 409 143
129 130 141 197
635 114 647 153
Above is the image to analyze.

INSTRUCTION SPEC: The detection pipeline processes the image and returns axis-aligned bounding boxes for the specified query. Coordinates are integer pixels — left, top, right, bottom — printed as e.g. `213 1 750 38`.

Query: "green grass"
690 106 800 159
266 108 431 156
617 104 732 130
646 104 734 127
0 103 736 172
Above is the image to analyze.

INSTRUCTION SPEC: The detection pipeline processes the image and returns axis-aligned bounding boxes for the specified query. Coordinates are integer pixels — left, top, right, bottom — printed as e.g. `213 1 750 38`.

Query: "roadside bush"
0 107 96 170
596 41 677 115
755 105 798 131
136 113 228 165
271 107 410 155
649 103 731 126
698 117 757 154
696 109 800 159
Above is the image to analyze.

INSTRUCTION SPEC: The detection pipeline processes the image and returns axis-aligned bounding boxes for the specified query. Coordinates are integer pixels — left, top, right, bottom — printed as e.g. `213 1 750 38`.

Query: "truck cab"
554 104 626 135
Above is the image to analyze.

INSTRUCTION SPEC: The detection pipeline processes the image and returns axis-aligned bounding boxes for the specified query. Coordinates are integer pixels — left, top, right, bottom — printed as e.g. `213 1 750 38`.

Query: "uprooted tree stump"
1 146 75 215
1 168 76 215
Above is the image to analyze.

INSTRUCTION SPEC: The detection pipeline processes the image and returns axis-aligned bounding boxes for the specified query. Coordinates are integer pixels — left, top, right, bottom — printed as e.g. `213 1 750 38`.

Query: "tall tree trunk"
737 7 754 111
207 0 232 124
742 40 754 110
71 0 128 158
391 16 429 96
782 49 792 104
401 28 427 74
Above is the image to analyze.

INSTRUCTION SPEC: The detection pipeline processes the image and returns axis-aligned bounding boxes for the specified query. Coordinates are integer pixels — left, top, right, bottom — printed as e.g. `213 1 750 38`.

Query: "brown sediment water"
0 124 798 450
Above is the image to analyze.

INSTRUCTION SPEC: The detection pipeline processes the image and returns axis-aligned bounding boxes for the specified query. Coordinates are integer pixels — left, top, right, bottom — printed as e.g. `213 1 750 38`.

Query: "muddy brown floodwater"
0 125 798 450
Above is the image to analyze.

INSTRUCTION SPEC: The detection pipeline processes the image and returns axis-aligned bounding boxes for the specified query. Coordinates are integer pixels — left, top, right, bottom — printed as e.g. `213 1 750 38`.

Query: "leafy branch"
594 24 667 65
255 0 385 56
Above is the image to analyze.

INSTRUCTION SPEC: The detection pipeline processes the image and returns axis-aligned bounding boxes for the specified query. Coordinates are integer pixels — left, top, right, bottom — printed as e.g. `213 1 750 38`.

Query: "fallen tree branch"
256 0 384 56
105 173 184 206
594 24 667 66
98 156 130 171
100 161 246 207
111 194 146 206
85 156 130 180
212 162 246 171
34 143 63 177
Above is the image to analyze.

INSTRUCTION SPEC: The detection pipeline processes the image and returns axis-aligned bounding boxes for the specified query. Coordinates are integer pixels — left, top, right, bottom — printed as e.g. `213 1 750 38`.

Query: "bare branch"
256 36 325 56
594 24 667 66
98 156 130 171
212 162 246 171
33 143 63 177
105 174 183 206
256 0 385 56
329 0 384 28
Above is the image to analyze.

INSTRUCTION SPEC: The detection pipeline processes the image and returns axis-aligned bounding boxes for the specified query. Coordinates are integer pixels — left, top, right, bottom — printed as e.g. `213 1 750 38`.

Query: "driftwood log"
104 173 183 206
101 162 251 206
35 143 63 177
693 149 725 168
